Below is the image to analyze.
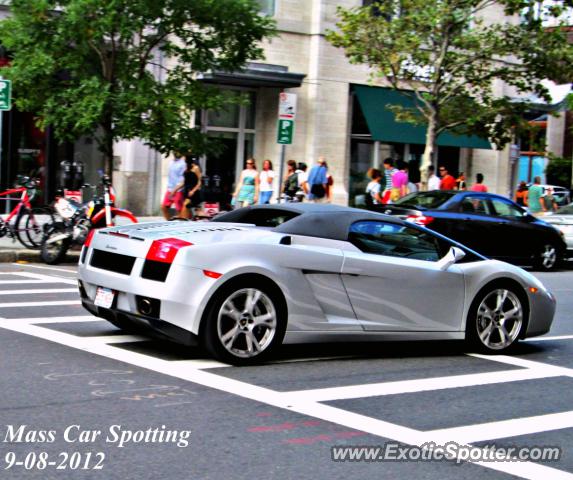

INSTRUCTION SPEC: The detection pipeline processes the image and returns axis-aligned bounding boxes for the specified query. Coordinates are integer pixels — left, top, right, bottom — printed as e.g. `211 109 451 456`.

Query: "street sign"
277 119 294 145
278 92 297 119
0 79 11 111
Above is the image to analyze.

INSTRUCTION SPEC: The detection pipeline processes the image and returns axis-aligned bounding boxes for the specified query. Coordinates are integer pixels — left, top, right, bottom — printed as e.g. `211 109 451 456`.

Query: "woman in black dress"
180 157 202 219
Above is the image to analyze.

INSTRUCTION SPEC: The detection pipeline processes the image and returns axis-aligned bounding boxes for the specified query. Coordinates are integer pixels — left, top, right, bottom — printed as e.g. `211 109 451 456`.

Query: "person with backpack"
283 160 300 201
307 157 328 202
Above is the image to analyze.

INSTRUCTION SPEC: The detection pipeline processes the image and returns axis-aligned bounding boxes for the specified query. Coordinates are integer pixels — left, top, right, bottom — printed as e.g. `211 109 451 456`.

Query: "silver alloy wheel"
476 289 523 350
217 288 277 359
540 244 557 270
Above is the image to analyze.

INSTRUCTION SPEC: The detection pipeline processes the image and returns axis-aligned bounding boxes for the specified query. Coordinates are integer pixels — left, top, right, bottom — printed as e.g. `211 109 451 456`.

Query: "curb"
0 249 80 263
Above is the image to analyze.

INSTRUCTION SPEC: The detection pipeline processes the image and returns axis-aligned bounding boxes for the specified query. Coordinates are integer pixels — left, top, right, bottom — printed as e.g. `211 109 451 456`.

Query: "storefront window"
257 0 276 16
201 89 257 208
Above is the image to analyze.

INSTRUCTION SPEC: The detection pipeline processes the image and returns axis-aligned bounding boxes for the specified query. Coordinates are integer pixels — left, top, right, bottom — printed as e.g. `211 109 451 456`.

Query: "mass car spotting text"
2 424 191 448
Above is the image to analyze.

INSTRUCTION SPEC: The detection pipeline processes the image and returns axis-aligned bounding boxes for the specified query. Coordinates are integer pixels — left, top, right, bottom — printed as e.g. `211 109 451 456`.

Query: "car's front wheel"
467 285 526 352
535 243 559 271
203 280 286 365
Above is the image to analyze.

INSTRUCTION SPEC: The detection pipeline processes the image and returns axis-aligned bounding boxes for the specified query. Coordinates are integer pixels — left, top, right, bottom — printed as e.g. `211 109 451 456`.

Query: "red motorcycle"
41 174 137 264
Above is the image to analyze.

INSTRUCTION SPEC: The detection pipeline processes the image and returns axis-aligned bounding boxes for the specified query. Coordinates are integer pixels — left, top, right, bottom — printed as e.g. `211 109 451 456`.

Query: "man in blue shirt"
307 157 328 202
161 153 186 219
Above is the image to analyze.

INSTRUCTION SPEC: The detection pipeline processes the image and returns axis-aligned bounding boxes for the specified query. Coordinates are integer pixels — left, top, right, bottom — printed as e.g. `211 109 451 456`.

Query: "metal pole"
277 144 286 203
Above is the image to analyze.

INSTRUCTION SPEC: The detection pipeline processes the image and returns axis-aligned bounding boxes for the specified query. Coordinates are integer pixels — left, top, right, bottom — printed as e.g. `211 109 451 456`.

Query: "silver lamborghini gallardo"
77 204 555 365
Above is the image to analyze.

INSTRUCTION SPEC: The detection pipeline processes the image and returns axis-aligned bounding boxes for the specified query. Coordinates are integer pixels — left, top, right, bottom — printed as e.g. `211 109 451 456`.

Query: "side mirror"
437 246 466 271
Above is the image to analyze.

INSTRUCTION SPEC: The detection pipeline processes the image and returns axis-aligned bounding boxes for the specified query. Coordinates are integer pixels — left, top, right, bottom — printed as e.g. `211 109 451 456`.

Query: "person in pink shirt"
390 160 408 202
470 173 488 192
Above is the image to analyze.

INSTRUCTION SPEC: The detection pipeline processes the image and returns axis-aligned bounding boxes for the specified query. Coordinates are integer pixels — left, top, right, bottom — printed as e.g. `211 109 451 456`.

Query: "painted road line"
0 288 77 295
172 359 229 369
27 316 101 324
0 319 570 480
7 271 78 285
0 300 81 308
468 353 573 376
12 263 77 274
285 368 564 402
96 335 149 344
430 411 573 444
0 279 60 285
525 334 573 342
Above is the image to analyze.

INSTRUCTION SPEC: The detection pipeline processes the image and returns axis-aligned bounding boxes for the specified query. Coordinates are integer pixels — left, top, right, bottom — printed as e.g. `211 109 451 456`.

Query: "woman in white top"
258 159 275 204
233 158 259 208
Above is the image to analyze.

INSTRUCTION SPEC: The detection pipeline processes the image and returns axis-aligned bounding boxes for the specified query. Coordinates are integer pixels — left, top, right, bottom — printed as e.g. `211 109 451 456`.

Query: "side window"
348 221 443 262
459 196 492 215
490 198 525 218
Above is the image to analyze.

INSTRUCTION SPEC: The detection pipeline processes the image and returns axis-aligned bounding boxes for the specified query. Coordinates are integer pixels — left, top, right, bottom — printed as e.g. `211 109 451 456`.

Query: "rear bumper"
81 299 199 347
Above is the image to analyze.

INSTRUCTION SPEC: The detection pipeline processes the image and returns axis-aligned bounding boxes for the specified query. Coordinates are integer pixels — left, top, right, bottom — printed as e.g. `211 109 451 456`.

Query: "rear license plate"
94 287 115 308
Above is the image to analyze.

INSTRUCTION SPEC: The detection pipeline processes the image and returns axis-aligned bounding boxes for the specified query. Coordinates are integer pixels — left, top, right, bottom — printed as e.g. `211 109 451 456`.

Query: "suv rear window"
213 208 300 227
394 191 456 209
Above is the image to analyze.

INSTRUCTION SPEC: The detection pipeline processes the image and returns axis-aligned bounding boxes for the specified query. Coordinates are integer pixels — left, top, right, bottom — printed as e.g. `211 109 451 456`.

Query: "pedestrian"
427 165 441 191
161 153 186 219
233 158 259 208
259 159 275 204
390 159 408 202
365 168 384 207
323 161 334 203
307 156 328 202
295 162 308 201
527 176 546 216
404 164 418 194
456 172 467 190
515 181 529 207
179 156 202 219
439 166 456 190
470 173 488 192
543 187 558 213
283 160 299 201
382 158 397 203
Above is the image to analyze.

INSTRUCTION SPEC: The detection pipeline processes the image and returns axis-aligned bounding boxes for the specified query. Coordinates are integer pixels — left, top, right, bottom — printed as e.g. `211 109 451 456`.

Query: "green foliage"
326 0 573 176
0 0 275 168
546 153 572 187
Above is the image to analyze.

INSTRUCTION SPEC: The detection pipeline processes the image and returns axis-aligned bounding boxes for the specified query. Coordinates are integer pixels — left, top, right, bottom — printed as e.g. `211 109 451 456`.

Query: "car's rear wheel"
467 286 525 352
535 243 558 271
203 281 286 365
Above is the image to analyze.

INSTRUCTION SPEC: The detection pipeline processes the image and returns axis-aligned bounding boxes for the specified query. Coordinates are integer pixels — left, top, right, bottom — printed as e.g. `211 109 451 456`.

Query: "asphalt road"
0 262 571 480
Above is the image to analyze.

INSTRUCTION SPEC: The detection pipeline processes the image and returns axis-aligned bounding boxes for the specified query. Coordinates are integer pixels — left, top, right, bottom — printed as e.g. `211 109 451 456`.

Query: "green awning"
353 85 491 149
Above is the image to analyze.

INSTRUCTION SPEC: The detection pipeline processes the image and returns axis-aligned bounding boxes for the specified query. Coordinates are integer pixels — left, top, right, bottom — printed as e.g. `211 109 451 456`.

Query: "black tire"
202 278 287 366
40 224 72 265
534 242 559 271
466 283 527 353
15 206 55 249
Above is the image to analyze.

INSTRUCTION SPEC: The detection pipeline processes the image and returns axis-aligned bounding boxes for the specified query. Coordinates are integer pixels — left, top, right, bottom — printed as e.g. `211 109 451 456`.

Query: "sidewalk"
0 216 165 263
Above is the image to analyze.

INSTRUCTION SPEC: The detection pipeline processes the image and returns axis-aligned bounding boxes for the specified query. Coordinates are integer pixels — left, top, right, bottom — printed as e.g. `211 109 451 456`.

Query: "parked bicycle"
41 174 138 264
0 176 55 249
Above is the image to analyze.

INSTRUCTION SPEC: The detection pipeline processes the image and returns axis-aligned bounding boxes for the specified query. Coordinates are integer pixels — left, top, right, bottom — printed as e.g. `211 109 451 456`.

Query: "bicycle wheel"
15 206 56 249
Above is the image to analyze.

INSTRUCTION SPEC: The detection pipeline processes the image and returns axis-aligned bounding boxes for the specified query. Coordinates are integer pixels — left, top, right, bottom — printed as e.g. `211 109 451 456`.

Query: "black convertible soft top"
213 204 405 241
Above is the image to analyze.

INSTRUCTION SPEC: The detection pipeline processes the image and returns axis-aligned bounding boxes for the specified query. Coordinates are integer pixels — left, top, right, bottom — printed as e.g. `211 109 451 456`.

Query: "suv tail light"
406 214 434 226
146 238 192 263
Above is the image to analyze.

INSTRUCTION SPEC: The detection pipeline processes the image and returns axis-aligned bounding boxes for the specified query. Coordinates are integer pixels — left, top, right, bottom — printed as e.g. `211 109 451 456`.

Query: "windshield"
394 191 456 209
556 204 573 215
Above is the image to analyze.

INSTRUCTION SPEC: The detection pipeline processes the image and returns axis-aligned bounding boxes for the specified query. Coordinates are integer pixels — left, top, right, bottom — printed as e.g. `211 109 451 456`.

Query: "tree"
0 0 275 176
326 0 573 187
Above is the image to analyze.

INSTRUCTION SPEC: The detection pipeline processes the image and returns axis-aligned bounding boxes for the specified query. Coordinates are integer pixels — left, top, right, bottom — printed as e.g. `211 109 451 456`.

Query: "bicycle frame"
0 187 32 228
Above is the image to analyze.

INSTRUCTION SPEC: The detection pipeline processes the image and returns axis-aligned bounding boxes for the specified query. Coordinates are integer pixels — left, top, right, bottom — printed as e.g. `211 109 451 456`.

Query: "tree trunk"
419 113 438 191
101 115 114 183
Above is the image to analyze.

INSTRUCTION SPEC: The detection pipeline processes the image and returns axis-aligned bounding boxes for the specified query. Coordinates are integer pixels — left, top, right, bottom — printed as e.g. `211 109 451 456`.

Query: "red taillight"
406 214 434 226
146 238 192 263
84 229 96 247
203 270 222 279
